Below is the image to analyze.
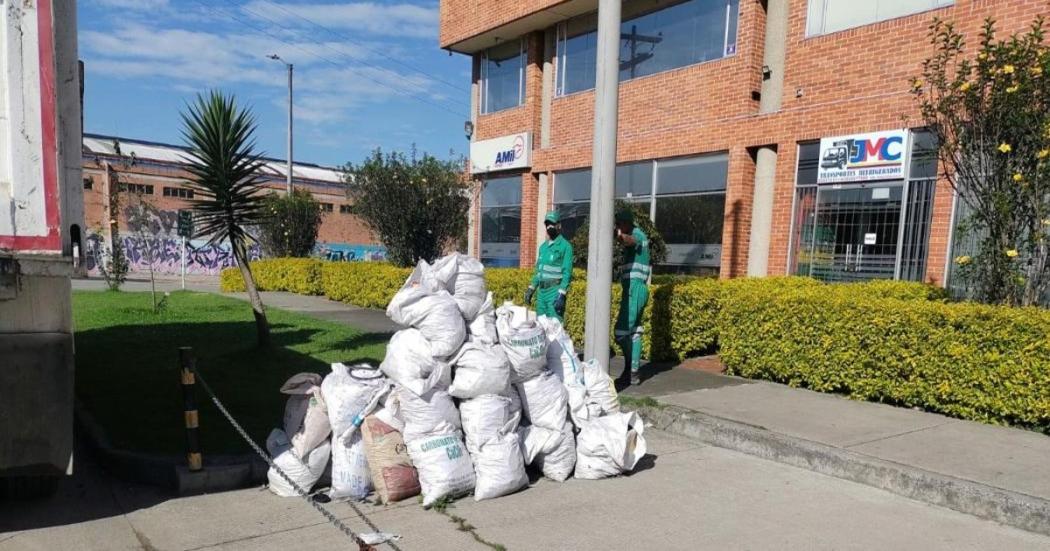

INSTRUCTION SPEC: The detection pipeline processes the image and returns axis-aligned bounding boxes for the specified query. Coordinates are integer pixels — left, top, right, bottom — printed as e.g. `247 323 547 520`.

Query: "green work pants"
535 285 563 322
615 279 649 373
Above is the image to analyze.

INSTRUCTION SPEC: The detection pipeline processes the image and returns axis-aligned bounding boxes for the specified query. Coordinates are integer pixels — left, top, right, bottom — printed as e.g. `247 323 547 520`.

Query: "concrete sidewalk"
630 373 1050 535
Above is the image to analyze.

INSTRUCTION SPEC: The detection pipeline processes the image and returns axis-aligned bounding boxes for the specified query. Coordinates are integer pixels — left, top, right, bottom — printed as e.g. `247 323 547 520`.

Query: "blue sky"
79 0 471 168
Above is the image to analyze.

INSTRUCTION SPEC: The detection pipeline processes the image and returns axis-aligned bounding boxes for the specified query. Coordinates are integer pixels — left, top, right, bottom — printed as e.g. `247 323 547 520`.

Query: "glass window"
556 0 739 96
656 154 728 195
481 40 526 114
615 162 653 198
553 169 591 203
807 0 953 37
481 176 522 267
655 194 725 244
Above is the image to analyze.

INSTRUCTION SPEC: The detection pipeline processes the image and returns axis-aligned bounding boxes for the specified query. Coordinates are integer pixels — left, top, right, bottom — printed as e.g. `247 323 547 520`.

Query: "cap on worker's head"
544 211 561 224
615 209 634 224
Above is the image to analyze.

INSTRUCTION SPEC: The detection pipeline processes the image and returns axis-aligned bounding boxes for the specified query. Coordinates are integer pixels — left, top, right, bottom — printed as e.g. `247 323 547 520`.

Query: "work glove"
554 292 566 317
524 286 535 305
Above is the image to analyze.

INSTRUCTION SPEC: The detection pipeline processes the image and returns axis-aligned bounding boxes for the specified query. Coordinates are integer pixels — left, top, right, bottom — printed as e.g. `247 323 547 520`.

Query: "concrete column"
748 0 790 276
747 147 777 276
584 0 621 369
759 0 789 114
467 57 480 258
536 172 550 247
540 29 555 149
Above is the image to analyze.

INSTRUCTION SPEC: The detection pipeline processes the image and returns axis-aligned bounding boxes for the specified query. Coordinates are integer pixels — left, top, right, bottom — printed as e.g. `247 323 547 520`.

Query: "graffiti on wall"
314 242 387 262
84 232 262 275
86 204 385 276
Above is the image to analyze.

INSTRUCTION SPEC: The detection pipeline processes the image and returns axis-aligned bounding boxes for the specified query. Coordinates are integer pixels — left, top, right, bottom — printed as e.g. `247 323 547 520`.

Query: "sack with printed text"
496 304 548 382
396 386 462 443
407 432 476 507
330 431 373 500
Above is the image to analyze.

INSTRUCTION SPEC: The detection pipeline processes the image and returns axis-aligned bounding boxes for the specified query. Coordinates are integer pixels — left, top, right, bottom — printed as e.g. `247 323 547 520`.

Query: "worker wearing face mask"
524 211 574 321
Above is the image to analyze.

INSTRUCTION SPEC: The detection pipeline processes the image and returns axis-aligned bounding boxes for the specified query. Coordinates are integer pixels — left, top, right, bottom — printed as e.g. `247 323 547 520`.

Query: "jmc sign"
816 129 910 184
470 132 532 174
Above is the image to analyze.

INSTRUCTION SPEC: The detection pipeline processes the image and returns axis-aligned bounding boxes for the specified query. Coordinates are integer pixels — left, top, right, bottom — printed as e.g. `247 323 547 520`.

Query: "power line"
253 0 469 95
190 0 469 120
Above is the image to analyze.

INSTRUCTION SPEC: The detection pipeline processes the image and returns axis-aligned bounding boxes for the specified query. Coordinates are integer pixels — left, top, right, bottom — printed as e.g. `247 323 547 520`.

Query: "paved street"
4 428 1048 551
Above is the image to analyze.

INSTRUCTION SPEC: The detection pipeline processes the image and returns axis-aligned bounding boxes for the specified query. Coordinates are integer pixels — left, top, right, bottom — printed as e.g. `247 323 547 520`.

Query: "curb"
74 400 268 495
635 402 1050 537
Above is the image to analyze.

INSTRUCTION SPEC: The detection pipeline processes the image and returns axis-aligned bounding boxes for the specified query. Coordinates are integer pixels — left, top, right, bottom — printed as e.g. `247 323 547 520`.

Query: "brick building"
81 134 383 276
441 0 1045 285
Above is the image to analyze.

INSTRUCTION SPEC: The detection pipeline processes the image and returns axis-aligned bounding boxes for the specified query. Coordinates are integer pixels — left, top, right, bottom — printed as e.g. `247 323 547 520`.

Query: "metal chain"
188 362 404 551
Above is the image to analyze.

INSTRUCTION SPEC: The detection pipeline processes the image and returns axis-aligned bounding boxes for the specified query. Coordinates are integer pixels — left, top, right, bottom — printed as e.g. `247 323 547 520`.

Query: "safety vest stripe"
541 266 563 274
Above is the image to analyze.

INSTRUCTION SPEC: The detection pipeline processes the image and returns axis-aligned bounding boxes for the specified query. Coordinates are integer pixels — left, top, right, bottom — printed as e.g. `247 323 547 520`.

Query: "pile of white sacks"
265 253 647 505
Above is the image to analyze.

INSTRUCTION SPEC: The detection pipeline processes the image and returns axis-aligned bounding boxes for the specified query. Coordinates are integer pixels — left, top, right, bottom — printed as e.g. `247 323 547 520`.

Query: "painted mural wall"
85 207 386 276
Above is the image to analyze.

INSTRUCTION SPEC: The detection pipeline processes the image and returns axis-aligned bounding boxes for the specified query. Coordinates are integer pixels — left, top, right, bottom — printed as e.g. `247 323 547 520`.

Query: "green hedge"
218 258 323 295
220 261 946 364
321 262 411 309
717 281 1050 430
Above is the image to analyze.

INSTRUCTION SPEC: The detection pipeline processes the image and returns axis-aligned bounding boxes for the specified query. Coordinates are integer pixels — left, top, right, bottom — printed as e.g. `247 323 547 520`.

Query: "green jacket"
530 235 573 292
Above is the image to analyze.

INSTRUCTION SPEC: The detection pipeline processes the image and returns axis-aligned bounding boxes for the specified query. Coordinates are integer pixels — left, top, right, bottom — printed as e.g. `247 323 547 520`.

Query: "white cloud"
80 22 447 128
243 1 438 40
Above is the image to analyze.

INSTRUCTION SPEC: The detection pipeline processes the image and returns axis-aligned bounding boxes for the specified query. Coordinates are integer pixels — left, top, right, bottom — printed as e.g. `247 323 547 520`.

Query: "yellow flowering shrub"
718 282 1050 429
218 258 323 295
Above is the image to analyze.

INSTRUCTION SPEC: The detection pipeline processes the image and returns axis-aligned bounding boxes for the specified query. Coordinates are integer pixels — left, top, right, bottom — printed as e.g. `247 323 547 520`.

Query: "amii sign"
470 132 532 174
817 129 910 184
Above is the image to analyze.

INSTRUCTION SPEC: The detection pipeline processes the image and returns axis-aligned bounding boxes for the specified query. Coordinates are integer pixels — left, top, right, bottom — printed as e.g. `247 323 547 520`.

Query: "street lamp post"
267 54 294 194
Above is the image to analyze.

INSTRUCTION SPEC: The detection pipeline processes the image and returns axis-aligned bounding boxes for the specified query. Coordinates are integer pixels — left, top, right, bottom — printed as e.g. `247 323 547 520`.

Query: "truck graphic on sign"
820 139 855 170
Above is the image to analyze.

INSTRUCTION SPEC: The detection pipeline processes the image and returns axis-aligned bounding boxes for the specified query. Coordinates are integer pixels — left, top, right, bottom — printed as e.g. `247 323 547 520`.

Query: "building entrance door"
807 183 903 282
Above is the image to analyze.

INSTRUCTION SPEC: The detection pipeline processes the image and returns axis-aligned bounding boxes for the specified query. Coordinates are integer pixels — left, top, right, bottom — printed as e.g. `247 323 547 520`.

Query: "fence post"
179 347 202 471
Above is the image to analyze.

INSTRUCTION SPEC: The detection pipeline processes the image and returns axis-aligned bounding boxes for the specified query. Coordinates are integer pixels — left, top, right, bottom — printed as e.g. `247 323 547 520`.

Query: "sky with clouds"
79 0 471 168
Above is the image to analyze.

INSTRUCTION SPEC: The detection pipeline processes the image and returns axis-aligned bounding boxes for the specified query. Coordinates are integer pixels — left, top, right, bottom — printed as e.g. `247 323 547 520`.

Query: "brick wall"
80 156 380 274
454 0 1048 285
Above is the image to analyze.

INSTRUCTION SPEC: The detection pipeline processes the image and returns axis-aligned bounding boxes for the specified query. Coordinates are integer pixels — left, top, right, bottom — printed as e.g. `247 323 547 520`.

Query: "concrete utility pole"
583 0 621 370
267 54 294 194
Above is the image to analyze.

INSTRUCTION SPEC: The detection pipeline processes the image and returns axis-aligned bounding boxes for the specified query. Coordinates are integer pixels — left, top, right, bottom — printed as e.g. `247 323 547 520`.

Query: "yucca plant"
180 91 270 346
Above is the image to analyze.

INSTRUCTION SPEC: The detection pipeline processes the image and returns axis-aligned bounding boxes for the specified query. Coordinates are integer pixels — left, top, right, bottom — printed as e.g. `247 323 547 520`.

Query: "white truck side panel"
0 0 50 239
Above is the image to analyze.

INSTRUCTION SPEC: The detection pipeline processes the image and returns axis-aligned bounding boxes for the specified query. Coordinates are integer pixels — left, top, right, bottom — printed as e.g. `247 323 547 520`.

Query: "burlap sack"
360 415 421 504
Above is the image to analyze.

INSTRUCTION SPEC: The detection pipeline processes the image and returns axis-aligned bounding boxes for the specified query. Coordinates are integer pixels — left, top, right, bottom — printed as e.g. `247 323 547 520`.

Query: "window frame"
805 0 954 38
480 38 527 114
552 151 729 267
555 0 740 97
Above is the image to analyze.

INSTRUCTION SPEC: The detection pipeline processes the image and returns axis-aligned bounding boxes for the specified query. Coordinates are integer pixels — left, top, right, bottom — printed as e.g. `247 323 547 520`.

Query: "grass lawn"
74 290 387 455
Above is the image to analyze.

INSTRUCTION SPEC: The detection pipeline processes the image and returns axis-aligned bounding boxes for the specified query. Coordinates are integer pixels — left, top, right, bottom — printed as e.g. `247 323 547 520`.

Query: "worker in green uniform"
614 209 650 387
524 211 573 321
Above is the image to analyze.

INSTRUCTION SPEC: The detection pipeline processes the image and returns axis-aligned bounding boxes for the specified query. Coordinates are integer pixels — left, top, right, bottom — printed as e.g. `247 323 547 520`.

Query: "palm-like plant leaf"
179 91 268 247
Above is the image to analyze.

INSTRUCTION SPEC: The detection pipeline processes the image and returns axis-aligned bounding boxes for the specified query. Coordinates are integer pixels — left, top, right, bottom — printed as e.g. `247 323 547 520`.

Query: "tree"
912 17 1050 306
570 199 668 270
258 189 323 258
125 192 166 312
180 91 270 346
344 149 470 267
96 170 129 291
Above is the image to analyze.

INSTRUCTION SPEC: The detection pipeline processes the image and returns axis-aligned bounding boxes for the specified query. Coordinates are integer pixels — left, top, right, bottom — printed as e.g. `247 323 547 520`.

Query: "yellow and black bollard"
179 347 202 471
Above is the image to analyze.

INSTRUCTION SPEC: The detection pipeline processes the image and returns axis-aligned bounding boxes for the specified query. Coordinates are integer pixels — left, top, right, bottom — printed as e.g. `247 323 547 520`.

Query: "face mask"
546 226 559 239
